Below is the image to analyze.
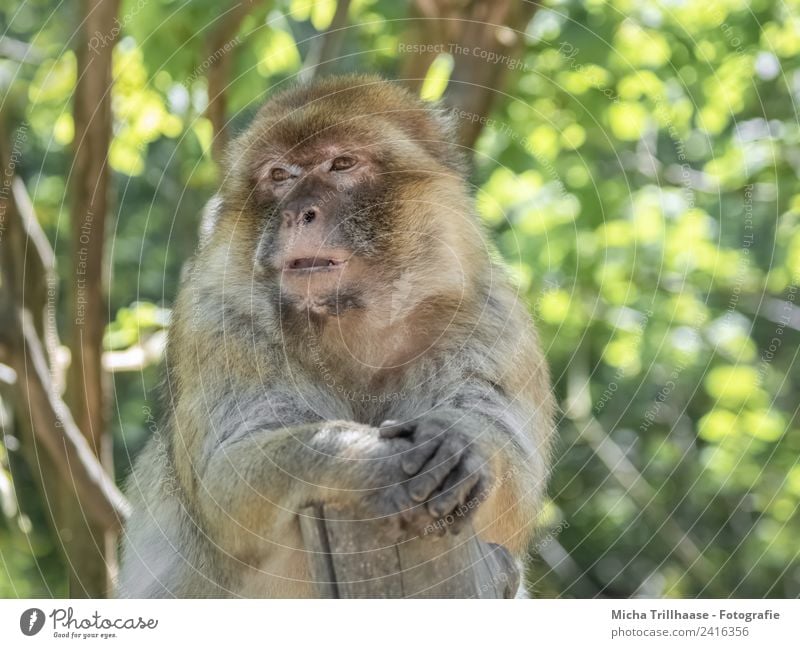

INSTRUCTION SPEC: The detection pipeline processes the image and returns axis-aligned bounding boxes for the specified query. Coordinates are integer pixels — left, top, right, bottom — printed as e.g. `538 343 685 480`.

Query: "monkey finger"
426 465 483 519
407 441 464 502
441 480 488 536
400 433 444 475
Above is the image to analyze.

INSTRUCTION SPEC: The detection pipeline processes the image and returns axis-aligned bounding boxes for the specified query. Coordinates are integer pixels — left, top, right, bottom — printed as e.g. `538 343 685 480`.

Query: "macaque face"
223 77 463 317
256 140 383 263
250 133 393 313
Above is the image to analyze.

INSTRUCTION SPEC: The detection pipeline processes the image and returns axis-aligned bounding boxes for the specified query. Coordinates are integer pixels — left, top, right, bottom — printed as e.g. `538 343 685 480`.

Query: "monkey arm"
441 380 549 474
187 413 411 552
410 379 552 553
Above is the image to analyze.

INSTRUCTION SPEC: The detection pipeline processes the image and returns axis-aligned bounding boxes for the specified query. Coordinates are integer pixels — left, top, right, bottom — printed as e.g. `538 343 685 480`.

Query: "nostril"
283 207 318 227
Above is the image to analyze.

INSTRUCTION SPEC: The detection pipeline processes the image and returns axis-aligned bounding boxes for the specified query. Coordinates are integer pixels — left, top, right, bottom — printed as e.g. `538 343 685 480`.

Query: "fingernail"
410 485 428 502
402 458 418 474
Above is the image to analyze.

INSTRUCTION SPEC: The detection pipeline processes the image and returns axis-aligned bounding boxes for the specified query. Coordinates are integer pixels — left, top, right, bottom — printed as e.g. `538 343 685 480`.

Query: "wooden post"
299 505 519 598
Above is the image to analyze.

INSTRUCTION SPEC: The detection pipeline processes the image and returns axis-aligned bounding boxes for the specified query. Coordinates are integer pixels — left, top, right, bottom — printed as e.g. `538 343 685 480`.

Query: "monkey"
117 74 555 598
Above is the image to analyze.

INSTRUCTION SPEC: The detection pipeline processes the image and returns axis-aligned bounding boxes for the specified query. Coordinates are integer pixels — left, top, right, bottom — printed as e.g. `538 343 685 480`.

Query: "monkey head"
214 75 487 322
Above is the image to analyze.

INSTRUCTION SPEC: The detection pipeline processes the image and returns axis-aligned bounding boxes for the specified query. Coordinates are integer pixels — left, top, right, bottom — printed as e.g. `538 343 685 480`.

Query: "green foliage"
103 302 169 351
2 0 798 597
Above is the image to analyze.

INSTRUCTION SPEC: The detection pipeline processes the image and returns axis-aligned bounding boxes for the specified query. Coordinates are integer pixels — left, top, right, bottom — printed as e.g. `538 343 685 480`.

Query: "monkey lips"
276 247 363 314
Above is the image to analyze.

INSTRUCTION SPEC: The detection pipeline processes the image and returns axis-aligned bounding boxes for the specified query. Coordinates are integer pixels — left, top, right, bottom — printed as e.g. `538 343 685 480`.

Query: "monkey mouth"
283 256 347 272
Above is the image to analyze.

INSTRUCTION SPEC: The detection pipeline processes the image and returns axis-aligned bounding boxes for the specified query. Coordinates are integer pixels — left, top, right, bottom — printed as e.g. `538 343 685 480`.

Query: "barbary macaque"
118 75 555 597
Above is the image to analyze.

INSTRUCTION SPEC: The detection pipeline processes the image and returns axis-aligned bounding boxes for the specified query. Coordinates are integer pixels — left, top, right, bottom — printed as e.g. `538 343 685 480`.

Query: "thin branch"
536 538 601 598
0 113 130 533
564 342 718 586
206 0 266 163
102 331 166 372
9 311 131 532
742 296 800 333
0 36 44 64
300 0 352 80
575 416 714 580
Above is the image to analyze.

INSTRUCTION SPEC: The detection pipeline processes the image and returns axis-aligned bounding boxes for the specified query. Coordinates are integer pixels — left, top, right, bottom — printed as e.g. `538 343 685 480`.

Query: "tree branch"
443 1 539 149
300 0 352 80
8 311 131 532
563 341 719 589
399 0 454 93
0 113 130 536
0 36 44 64
398 1 539 149
206 0 266 163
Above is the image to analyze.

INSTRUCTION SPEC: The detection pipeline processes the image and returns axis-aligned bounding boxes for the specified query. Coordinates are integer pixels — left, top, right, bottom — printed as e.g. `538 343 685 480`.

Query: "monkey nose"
283 206 319 228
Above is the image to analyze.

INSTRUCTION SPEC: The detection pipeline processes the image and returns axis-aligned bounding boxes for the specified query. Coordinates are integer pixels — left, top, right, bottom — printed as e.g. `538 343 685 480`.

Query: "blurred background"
1 0 799 598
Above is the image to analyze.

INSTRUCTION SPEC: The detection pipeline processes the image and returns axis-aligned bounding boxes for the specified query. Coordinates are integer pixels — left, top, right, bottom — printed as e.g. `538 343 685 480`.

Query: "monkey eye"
330 156 357 172
270 167 292 182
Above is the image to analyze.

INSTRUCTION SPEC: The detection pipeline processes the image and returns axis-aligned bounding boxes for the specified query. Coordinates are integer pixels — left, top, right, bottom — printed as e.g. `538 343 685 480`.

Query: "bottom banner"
0 599 796 647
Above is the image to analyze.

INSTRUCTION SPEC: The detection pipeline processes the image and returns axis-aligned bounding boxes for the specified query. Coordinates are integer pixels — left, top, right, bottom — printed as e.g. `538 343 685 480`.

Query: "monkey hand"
378 414 492 535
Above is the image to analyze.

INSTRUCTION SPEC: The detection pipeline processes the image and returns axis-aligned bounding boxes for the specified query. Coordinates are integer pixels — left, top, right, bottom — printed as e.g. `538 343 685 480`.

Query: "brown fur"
118 75 555 597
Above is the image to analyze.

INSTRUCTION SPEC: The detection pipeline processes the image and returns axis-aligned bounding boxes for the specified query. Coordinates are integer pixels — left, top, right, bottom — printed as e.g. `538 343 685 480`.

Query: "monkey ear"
424 101 470 175
198 193 224 247
429 102 459 142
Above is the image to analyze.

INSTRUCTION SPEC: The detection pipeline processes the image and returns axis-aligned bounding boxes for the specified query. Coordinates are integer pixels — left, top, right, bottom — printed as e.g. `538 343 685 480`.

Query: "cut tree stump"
299 504 520 598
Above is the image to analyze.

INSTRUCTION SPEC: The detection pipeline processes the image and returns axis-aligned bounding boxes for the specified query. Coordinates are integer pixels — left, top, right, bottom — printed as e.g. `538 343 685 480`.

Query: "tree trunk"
443 0 538 148
65 0 120 598
399 0 539 149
